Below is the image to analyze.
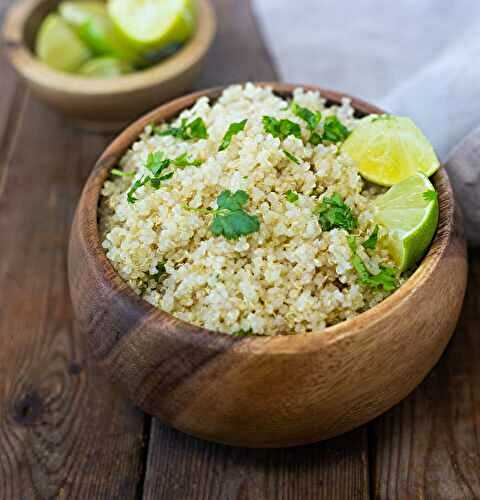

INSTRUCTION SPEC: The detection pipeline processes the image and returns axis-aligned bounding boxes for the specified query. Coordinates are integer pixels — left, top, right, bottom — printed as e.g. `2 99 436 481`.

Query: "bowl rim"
1 0 216 95
73 82 455 345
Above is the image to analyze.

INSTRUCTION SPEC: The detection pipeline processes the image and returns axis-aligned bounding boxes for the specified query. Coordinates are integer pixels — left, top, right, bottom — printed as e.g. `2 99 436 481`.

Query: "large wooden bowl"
1 0 216 130
68 83 468 447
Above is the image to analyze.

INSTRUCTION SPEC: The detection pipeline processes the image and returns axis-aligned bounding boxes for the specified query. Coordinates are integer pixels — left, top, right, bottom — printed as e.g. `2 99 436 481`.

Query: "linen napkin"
252 0 480 243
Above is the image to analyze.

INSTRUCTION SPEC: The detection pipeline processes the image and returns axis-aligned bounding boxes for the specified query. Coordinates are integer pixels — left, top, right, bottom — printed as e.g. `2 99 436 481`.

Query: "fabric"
252 0 480 242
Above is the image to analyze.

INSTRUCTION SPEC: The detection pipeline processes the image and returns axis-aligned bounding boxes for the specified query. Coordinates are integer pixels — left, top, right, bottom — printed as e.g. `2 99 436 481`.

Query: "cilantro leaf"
232 328 254 337
127 176 148 204
146 151 170 176
291 102 321 131
321 116 350 143
362 225 379 250
423 190 437 202
155 116 209 140
210 190 260 240
349 235 398 292
283 149 300 164
316 193 358 232
219 119 247 151
173 152 203 167
111 168 135 177
262 116 301 140
285 190 299 203
308 132 322 146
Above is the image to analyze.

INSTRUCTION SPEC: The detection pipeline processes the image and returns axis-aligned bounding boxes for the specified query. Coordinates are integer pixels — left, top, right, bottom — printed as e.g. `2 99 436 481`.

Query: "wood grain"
0 52 146 500
370 255 480 500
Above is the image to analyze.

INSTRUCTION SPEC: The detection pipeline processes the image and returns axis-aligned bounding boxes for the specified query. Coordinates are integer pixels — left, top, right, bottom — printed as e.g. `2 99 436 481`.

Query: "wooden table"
1 1 480 498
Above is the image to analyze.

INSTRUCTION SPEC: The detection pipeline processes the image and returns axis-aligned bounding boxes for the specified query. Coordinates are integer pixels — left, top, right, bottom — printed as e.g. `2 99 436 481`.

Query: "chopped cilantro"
262 116 301 140
291 102 321 131
233 328 254 337
309 132 322 146
146 151 170 176
362 225 379 250
348 235 398 292
173 152 203 167
315 193 358 232
127 176 148 204
155 116 209 140
219 119 247 151
423 190 437 202
210 190 260 240
321 116 350 143
111 168 135 177
283 149 300 164
285 190 299 203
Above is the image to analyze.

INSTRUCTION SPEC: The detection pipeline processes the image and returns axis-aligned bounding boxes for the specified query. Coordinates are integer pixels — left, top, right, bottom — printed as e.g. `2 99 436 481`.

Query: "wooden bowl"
68 83 468 447
1 0 216 130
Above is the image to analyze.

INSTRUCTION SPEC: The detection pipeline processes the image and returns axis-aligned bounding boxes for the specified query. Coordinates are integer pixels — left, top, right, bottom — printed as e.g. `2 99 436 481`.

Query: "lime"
108 0 195 51
59 1 139 62
341 115 440 186
35 14 91 72
373 173 439 271
78 57 133 77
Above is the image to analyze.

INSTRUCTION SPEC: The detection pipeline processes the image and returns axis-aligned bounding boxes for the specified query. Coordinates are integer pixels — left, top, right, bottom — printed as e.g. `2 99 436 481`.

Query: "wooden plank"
142 1 370 499
143 425 369 500
0 87 146 498
370 251 480 500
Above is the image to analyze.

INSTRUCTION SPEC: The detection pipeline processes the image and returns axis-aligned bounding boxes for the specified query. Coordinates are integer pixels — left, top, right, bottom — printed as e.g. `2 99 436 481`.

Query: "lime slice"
78 57 133 77
108 0 195 51
341 115 440 186
35 14 91 72
59 1 139 62
373 173 439 271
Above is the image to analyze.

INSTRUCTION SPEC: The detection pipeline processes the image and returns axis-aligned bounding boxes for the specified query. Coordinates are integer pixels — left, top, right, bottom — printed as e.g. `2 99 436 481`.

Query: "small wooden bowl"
1 0 216 130
68 83 468 447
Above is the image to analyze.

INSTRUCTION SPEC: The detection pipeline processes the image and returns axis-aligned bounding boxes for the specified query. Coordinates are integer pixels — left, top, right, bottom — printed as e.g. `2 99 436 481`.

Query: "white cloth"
252 0 480 241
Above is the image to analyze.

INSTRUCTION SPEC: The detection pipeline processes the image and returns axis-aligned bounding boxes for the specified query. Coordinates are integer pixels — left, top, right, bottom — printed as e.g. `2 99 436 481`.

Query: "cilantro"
262 116 301 140
210 190 260 240
173 152 203 168
127 176 148 204
423 190 437 202
146 151 170 176
283 149 300 164
285 190 299 203
309 132 322 146
315 193 358 232
348 235 398 292
233 328 254 337
362 225 379 250
321 116 350 143
150 262 166 281
291 102 321 131
111 168 135 177
219 119 247 151
155 116 209 140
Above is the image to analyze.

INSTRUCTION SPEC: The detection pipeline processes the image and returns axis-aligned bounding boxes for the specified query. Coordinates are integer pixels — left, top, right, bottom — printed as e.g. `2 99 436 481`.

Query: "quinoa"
99 83 399 335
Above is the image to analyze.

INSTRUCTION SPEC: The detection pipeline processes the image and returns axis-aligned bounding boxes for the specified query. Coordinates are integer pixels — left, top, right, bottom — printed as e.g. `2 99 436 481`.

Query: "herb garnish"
348 236 398 292
315 193 358 232
423 190 437 202
233 328 254 337
219 119 247 151
362 225 379 250
283 149 300 164
150 261 167 281
111 168 135 177
210 190 260 240
291 102 321 131
173 152 203 168
285 190 299 203
155 116 209 140
262 116 301 140
320 116 350 143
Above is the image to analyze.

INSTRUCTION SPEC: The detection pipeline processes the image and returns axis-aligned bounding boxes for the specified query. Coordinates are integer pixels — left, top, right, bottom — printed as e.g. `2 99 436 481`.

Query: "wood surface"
0 0 479 498
1 0 216 128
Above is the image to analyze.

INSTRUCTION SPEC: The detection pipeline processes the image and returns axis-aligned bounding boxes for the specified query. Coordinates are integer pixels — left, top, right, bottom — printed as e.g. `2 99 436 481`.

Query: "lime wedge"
78 57 133 77
59 1 139 62
35 14 91 72
341 115 440 186
108 0 195 51
373 173 439 271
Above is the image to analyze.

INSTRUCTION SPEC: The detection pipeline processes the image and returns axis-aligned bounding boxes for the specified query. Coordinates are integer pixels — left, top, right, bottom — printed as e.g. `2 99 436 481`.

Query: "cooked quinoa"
99 83 400 335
